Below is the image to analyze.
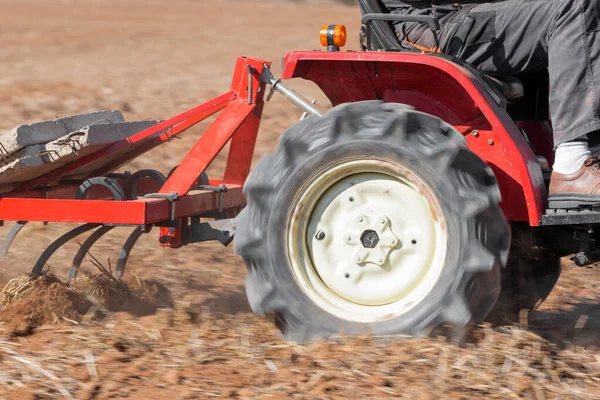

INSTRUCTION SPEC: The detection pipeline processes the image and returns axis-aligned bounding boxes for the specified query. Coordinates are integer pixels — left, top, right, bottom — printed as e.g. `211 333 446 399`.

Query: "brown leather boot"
549 156 600 208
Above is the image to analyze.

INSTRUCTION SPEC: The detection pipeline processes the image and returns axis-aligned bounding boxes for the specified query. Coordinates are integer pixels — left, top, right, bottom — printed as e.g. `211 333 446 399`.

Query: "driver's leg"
394 0 600 208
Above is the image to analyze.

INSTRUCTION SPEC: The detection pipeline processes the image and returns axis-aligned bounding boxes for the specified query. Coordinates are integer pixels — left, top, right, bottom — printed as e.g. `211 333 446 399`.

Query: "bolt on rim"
286 159 448 323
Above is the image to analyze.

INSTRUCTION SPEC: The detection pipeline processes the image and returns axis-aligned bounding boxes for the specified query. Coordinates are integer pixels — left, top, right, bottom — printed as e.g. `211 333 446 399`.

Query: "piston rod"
260 65 323 117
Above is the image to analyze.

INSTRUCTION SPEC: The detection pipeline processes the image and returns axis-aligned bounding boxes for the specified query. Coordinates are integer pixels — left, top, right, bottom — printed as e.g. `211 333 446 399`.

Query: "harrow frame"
0 57 269 270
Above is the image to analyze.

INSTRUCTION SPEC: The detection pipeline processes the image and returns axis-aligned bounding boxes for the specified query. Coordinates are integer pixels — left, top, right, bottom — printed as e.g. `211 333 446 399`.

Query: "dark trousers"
392 0 600 146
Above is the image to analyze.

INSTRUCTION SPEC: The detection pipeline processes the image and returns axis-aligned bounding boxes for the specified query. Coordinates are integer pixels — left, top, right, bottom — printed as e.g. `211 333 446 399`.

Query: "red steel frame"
0 49 549 250
0 57 269 247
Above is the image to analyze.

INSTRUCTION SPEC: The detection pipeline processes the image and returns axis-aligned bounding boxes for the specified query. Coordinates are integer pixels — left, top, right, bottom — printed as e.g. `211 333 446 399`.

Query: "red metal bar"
0 188 243 224
147 187 245 223
94 94 234 176
222 59 270 186
160 59 268 196
1 93 235 200
157 58 268 246
0 56 270 237
0 198 154 224
223 91 266 186
159 100 255 195
13 91 236 192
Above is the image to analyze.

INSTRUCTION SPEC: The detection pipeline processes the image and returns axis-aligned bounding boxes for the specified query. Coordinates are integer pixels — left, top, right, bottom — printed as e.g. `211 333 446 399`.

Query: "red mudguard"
282 51 546 226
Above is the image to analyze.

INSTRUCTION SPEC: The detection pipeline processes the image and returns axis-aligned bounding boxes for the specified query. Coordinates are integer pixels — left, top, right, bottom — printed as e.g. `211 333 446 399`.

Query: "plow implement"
0 57 272 280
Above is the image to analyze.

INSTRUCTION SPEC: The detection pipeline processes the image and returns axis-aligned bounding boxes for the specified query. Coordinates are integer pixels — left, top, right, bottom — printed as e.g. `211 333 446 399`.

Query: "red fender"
282 51 546 226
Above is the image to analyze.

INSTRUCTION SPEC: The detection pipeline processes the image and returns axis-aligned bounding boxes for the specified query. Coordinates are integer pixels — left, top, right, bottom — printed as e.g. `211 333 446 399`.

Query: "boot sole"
548 193 600 209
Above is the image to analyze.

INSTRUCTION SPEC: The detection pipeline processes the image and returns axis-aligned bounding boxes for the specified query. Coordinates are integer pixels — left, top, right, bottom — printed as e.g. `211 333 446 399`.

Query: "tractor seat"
485 75 524 101
358 0 525 101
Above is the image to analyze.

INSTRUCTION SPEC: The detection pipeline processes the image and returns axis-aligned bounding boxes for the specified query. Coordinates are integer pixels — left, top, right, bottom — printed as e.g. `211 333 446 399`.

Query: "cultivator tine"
31 223 101 275
0 221 27 257
67 225 115 282
115 226 145 279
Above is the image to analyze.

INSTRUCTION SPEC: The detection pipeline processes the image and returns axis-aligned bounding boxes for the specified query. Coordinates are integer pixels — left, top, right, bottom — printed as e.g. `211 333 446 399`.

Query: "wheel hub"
344 214 401 267
360 230 379 249
301 168 443 308
287 160 447 321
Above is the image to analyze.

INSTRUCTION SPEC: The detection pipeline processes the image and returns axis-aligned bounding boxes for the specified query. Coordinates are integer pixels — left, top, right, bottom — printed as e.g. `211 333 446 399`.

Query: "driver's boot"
549 156 600 208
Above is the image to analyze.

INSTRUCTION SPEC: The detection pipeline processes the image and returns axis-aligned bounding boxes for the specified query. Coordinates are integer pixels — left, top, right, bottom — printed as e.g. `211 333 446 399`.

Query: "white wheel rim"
286 159 448 323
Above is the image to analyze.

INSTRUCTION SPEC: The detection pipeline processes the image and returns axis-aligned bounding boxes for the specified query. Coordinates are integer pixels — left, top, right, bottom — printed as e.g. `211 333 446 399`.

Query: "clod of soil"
73 273 173 316
0 273 172 336
0 274 89 336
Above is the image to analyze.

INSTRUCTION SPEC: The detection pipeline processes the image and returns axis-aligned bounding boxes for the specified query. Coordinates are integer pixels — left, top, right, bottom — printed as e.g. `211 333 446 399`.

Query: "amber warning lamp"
320 25 347 52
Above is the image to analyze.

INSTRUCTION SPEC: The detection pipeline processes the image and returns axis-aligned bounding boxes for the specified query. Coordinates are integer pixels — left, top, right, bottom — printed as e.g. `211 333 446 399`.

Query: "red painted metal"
0 57 268 237
94 97 234 177
0 187 243 225
0 47 551 251
14 91 236 193
282 51 546 226
155 100 254 246
223 87 267 186
156 58 268 245
158 101 254 195
160 57 269 196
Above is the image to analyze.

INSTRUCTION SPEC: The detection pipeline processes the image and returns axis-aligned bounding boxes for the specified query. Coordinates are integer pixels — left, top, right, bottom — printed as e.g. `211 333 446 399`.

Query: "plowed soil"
0 0 598 398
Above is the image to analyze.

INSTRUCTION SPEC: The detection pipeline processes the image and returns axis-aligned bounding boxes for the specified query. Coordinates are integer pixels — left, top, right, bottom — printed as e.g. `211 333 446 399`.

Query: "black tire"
76 177 126 201
125 169 167 200
235 101 510 343
495 222 561 315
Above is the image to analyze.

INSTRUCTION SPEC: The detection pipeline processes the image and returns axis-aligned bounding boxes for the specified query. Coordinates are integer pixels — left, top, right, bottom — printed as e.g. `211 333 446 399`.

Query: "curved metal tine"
0 221 28 257
115 226 145 279
31 223 101 276
67 225 115 282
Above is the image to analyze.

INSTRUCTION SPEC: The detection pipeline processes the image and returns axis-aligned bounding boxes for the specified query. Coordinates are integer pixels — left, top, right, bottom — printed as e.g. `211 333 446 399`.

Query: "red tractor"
0 0 589 343
235 3 572 342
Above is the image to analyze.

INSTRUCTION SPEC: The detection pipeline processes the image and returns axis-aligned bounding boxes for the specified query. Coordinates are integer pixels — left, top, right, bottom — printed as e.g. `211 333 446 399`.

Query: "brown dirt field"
0 0 598 398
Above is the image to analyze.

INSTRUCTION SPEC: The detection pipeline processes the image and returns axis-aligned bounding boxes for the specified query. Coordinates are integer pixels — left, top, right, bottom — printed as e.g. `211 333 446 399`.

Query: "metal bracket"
144 192 180 230
181 218 237 247
247 65 255 105
195 184 228 212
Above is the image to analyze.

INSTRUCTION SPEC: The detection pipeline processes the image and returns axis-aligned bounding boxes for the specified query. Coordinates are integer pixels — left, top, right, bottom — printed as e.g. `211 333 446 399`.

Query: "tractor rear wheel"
235 101 510 343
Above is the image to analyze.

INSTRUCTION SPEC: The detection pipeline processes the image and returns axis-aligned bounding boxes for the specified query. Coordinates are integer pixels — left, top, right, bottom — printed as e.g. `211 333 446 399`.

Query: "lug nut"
315 230 326 240
378 258 383 263
390 239 395 245
345 235 352 241
355 255 362 262
380 218 386 225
